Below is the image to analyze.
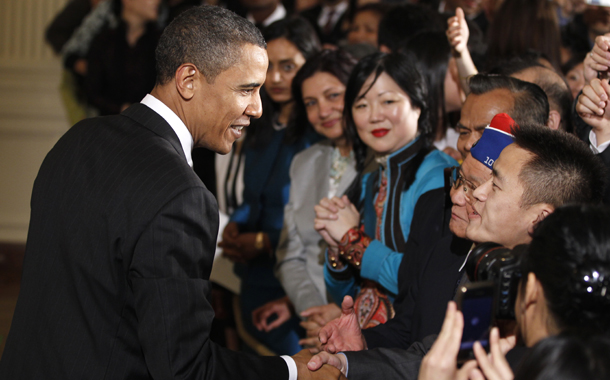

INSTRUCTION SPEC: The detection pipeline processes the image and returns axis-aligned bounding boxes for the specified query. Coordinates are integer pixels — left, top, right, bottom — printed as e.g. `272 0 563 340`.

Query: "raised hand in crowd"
446 7 478 94
576 78 610 145
313 195 360 244
299 303 342 351
252 296 295 333
447 7 469 56
317 296 366 353
584 33 610 85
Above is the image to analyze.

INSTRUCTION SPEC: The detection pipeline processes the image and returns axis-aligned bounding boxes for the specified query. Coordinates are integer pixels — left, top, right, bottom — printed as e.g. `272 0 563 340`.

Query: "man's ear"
175 63 200 100
546 110 561 131
527 204 553 236
524 272 541 307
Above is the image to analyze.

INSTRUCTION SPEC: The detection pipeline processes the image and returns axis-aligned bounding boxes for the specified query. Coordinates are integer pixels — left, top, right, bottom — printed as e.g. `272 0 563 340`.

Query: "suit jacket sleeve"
130 186 288 379
343 335 436 380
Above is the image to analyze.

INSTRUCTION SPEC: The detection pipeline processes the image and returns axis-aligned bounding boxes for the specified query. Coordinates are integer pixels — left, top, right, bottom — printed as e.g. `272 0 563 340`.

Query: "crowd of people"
1 0 610 379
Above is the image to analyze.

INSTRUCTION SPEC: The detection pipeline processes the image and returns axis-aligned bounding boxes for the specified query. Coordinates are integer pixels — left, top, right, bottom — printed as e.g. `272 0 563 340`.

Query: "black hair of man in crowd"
512 125 607 208
469 74 549 128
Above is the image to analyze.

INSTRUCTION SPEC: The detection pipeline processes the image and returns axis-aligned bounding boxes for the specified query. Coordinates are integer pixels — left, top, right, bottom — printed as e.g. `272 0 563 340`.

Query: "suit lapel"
122 103 188 164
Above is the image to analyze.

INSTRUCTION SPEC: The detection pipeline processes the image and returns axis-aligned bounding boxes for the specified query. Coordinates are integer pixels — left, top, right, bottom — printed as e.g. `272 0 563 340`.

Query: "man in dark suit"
0 6 342 380
300 0 348 46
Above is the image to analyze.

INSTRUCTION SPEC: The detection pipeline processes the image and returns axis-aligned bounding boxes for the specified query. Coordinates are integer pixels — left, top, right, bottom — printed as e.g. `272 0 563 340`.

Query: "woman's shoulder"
419 149 458 173
410 149 458 191
291 139 334 168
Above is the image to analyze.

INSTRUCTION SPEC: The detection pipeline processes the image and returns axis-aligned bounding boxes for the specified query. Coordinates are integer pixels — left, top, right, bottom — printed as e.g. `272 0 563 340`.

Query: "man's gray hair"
155 5 266 85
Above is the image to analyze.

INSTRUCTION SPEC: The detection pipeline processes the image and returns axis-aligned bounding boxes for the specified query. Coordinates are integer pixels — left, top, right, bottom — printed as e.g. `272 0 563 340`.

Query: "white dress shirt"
589 129 610 154
140 94 194 168
247 3 287 27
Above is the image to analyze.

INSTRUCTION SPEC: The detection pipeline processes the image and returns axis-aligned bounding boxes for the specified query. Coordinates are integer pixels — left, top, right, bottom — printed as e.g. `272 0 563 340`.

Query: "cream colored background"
0 0 70 242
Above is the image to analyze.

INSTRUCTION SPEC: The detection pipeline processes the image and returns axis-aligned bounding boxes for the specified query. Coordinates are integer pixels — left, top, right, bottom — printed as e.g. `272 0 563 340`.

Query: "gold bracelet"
255 232 264 251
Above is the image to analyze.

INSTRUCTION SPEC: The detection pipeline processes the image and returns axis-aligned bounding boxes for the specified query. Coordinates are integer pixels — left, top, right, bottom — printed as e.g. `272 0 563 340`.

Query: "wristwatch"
255 232 264 251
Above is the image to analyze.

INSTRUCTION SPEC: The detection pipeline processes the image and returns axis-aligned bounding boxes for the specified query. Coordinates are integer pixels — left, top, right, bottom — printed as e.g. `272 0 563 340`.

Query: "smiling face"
189 43 268 154
264 38 306 104
465 144 543 248
302 71 346 141
456 89 514 159
449 154 492 238
351 72 421 155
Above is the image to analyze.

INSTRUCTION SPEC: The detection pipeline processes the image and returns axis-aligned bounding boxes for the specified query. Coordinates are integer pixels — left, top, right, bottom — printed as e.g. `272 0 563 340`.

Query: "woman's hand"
298 303 342 351
252 296 294 332
315 196 360 242
219 222 268 263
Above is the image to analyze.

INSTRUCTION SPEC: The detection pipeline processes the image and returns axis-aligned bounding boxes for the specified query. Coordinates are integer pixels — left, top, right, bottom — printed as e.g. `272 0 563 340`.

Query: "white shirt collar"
589 129 610 154
318 1 348 28
458 244 477 272
247 3 287 27
140 94 194 168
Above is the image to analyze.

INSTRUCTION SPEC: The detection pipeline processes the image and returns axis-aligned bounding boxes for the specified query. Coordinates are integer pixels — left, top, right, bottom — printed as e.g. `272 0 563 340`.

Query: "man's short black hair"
491 55 574 133
155 5 266 85
513 126 606 208
469 74 549 129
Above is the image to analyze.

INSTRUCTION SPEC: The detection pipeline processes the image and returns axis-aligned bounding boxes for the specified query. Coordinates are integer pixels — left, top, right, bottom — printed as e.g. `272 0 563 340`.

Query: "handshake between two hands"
290 295 368 380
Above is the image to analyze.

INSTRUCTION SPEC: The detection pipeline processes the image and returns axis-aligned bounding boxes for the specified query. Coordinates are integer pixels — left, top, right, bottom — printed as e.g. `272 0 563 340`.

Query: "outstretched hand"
319 296 366 353
307 351 348 376
299 303 343 351
292 349 347 380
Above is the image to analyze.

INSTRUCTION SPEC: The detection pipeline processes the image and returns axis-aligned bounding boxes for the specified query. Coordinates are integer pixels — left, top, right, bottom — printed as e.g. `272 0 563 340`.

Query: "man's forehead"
493 144 532 181
462 154 491 184
462 89 515 126
221 44 267 84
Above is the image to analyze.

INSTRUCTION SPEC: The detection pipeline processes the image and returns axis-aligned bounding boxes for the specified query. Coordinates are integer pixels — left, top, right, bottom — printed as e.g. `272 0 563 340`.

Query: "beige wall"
0 0 70 242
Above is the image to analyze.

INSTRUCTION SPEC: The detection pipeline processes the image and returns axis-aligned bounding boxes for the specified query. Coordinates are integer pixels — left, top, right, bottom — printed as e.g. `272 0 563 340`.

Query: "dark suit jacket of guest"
300 5 348 46
575 121 610 204
362 186 472 349
0 104 287 379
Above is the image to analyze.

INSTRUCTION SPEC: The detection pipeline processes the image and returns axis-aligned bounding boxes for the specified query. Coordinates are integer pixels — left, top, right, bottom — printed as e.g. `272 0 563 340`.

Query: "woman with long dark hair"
218 16 321 355
252 49 359 351
315 52 457 329
402 31 464 161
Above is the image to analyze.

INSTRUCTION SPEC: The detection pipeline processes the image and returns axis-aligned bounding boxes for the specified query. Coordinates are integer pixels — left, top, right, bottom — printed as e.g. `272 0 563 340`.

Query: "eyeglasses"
448 166 478 198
